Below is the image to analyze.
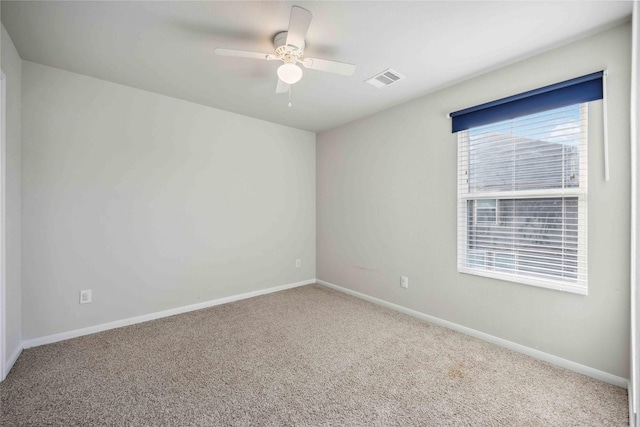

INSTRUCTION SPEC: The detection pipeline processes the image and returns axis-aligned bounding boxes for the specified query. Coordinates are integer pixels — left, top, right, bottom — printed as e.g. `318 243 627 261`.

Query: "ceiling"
0 1 633 132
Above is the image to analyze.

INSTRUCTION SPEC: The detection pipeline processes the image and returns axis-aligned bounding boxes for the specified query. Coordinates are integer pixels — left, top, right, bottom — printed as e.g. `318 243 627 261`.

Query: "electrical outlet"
296 259 301 268
79 289 92 304
400 276 409 289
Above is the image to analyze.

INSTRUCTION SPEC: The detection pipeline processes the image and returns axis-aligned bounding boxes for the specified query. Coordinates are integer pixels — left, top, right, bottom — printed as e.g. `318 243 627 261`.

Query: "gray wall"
1 24 22 369
631 0 639 407
317 23 631 378
21 62 315 339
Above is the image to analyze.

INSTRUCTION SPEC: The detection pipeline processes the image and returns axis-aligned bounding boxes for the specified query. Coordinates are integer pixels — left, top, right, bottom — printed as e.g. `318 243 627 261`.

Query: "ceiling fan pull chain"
288 85 292 107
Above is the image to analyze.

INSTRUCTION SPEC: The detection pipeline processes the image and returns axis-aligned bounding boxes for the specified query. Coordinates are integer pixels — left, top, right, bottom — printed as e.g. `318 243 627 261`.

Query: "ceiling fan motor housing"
214 5 355 96
274 31 305 63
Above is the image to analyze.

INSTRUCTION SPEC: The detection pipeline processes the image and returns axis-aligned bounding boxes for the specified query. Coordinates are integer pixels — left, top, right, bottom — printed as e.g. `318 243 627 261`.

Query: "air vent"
365 69 405 88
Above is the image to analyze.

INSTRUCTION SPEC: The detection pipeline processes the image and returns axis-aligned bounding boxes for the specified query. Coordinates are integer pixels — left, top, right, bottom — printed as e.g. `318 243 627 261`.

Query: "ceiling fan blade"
301 58 356 76
275 79 289 94
285 6 312 50
214 48 277 61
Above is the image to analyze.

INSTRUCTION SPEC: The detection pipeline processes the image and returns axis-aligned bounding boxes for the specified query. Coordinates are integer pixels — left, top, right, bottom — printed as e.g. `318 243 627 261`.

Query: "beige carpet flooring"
0 284 629 426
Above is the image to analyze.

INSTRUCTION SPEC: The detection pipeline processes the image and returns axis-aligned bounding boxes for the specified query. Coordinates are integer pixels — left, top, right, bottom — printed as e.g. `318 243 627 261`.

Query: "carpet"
0 284 628 426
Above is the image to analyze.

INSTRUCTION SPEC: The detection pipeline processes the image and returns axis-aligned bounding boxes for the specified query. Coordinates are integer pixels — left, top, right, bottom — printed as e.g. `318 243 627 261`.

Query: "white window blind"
457 103 588 294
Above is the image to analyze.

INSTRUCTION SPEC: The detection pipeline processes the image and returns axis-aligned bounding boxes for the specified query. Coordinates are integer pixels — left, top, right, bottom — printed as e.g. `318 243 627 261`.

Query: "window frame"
456 103 589 295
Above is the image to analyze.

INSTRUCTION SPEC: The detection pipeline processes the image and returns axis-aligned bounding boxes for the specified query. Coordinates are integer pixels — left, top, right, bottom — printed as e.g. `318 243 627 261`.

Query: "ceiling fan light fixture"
277 63 303 85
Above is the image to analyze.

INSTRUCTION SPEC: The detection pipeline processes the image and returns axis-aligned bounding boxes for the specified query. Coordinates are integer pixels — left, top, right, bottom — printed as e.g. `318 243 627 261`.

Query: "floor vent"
365 69 405 88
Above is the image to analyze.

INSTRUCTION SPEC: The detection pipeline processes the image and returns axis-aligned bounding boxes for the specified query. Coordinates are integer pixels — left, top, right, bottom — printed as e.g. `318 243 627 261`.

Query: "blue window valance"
449 71 604 133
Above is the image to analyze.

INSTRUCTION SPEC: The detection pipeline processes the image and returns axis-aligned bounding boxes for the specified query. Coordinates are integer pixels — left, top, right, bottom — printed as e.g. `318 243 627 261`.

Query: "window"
457 103 588 294
450 72 604 295
474 199 497 224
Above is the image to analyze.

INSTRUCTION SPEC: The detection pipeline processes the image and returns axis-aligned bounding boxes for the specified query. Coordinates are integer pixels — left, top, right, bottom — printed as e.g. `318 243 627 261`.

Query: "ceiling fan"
214 6 356 98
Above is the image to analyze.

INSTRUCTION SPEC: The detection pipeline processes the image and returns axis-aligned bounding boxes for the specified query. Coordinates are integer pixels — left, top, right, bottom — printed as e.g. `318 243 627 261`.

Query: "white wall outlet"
400 276 409 289
296 259 301 268
79 289 92 304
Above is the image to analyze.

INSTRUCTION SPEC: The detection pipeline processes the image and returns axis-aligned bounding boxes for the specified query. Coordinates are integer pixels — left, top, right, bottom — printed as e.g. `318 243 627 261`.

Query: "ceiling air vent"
365 69 405 88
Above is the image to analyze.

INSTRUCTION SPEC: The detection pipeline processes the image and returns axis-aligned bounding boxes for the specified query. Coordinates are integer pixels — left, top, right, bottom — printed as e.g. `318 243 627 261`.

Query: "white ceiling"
0 1 633 132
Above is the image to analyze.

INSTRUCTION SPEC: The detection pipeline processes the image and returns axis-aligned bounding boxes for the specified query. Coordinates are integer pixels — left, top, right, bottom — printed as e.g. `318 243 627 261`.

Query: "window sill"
458 267 588 296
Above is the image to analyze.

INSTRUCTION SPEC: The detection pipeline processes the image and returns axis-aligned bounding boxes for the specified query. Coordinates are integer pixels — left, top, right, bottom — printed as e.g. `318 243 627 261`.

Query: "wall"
21 62 315 339
631 0 639 414
317 23 631 378
1 24 22 374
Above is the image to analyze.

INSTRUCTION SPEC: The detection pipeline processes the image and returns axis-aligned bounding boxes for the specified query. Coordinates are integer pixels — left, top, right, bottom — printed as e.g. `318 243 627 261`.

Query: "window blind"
450 71 603 133
457 103 588 294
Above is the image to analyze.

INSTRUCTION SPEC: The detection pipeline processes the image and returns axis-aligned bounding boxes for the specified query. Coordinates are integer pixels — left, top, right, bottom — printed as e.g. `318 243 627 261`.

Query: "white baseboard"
317 279 629 389
22 279 315 350
3 343 22 381
17 277 629 390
